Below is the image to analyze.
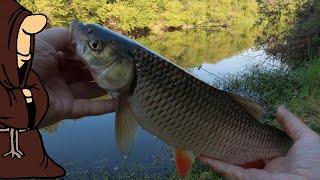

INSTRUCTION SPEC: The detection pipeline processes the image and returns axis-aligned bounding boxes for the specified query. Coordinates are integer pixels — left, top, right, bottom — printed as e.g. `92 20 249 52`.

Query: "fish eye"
88 40 101 51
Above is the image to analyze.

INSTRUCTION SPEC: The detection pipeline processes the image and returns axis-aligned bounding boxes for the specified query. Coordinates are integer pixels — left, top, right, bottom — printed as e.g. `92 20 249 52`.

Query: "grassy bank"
219 57 320 133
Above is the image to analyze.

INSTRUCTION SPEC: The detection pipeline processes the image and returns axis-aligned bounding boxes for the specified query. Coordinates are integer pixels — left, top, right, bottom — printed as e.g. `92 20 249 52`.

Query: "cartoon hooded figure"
0 0 65 178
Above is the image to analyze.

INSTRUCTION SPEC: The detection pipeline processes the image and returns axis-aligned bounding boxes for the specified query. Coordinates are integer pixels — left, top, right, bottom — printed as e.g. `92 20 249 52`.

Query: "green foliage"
220 58 320 133
20 0 74 27
72 0 106 23
256 0 303 53
20 0 259 33
278 0 320 64
19 0 36 12
257 0 320 65
97 0 160 32
170 160 223 180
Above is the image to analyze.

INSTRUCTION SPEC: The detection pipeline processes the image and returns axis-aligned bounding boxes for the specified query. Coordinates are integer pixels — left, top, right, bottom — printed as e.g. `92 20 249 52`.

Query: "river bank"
222 58 320 133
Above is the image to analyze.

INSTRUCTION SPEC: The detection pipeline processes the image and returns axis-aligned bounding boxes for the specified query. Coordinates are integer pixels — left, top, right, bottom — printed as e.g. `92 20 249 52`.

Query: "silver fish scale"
129 49 293 165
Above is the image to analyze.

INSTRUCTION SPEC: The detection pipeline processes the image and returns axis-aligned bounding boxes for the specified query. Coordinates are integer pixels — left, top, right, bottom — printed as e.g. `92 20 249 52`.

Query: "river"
40 28 279 179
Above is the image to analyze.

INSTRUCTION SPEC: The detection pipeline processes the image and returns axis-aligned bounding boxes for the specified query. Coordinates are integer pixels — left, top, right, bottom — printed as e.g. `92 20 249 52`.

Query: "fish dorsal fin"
173 148 195 179
115 96 140 153
227 92 265 120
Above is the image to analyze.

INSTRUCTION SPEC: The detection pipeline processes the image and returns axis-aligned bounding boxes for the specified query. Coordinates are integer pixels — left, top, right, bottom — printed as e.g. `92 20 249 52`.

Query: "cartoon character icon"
0 0 65 178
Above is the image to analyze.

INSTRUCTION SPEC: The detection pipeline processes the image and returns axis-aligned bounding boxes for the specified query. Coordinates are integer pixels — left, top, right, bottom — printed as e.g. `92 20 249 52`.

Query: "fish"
68 20 293 178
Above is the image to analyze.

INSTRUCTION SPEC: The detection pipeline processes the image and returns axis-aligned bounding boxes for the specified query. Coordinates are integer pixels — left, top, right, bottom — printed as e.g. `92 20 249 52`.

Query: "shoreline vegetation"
21 0 320 179
19 0 258 35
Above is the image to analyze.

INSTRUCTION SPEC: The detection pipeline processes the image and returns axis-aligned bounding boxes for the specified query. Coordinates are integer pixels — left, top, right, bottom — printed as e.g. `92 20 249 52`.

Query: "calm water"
40 29 278 178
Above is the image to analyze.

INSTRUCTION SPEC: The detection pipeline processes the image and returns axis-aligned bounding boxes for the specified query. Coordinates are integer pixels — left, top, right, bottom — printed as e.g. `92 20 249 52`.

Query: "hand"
199 106 320 180
33 28 115 127
22 89 32 103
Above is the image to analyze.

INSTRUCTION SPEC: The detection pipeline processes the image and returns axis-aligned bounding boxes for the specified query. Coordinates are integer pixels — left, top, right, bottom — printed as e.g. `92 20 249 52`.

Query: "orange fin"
173 148 195 179
241 159 265 169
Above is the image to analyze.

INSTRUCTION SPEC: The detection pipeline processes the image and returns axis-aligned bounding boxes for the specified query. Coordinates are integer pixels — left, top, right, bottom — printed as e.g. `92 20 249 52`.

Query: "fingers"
21 14 47 34
69 82 107 99
55 51 94 83
69 99 116 119
198 155 245 179
276 105 314 141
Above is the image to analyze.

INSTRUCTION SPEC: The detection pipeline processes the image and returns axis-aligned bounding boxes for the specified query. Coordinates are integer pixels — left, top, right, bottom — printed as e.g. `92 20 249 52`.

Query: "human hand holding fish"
199 105 320 180
32 28 116 127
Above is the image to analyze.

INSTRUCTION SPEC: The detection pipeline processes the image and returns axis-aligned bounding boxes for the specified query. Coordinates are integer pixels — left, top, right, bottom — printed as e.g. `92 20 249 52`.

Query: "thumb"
276 105 313 141
68 99 116 119
21 14 47 34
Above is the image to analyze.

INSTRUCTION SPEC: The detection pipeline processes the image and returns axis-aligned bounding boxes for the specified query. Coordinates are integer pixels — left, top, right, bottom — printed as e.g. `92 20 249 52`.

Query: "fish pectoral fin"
173 148 195 179
115 96 140 153
227 92 266 121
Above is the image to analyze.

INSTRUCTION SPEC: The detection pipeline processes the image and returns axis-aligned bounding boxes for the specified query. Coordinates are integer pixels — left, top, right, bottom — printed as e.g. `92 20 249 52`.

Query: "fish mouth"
67 20 77 45
67 20 88 59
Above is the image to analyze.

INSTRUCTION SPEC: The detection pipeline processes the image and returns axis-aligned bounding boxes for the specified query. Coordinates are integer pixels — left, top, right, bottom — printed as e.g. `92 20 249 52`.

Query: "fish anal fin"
173 148 195 179
115 96 139 153
241 159 265 169
228 92 265 120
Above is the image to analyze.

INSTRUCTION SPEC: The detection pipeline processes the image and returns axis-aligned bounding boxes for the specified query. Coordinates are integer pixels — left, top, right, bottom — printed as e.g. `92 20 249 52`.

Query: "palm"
262 135 320 178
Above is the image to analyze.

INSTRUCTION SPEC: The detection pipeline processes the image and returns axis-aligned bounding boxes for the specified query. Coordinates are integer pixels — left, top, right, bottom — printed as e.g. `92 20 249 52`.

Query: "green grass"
169 160 223 180
218 57 320 133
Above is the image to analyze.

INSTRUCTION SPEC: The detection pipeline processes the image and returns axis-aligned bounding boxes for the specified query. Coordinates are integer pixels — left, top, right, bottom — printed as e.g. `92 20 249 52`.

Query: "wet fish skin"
129 49 292 165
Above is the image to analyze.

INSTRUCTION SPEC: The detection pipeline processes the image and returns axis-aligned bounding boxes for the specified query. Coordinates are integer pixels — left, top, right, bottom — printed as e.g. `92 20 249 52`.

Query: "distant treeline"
19 0 258 33
19 0 319 64
257 0 320 64
270 0 320 64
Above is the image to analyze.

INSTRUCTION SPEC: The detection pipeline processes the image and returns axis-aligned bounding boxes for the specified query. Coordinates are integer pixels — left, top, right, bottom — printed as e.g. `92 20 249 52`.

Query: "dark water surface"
40 29 279 178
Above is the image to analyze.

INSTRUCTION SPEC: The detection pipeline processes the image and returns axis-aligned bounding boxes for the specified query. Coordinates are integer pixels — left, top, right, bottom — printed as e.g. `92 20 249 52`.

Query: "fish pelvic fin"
115 96 139 153
228 92 266 120
173 148 195 179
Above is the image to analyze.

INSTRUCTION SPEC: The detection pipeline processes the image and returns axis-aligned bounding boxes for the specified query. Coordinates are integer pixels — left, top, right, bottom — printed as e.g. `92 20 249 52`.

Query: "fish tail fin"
173 148 195 179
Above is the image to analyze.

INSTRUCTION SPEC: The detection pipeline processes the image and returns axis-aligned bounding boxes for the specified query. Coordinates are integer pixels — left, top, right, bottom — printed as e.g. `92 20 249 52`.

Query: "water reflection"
190 49 280 85
41 27 275 178
42 114 173 178
138 26 261 67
